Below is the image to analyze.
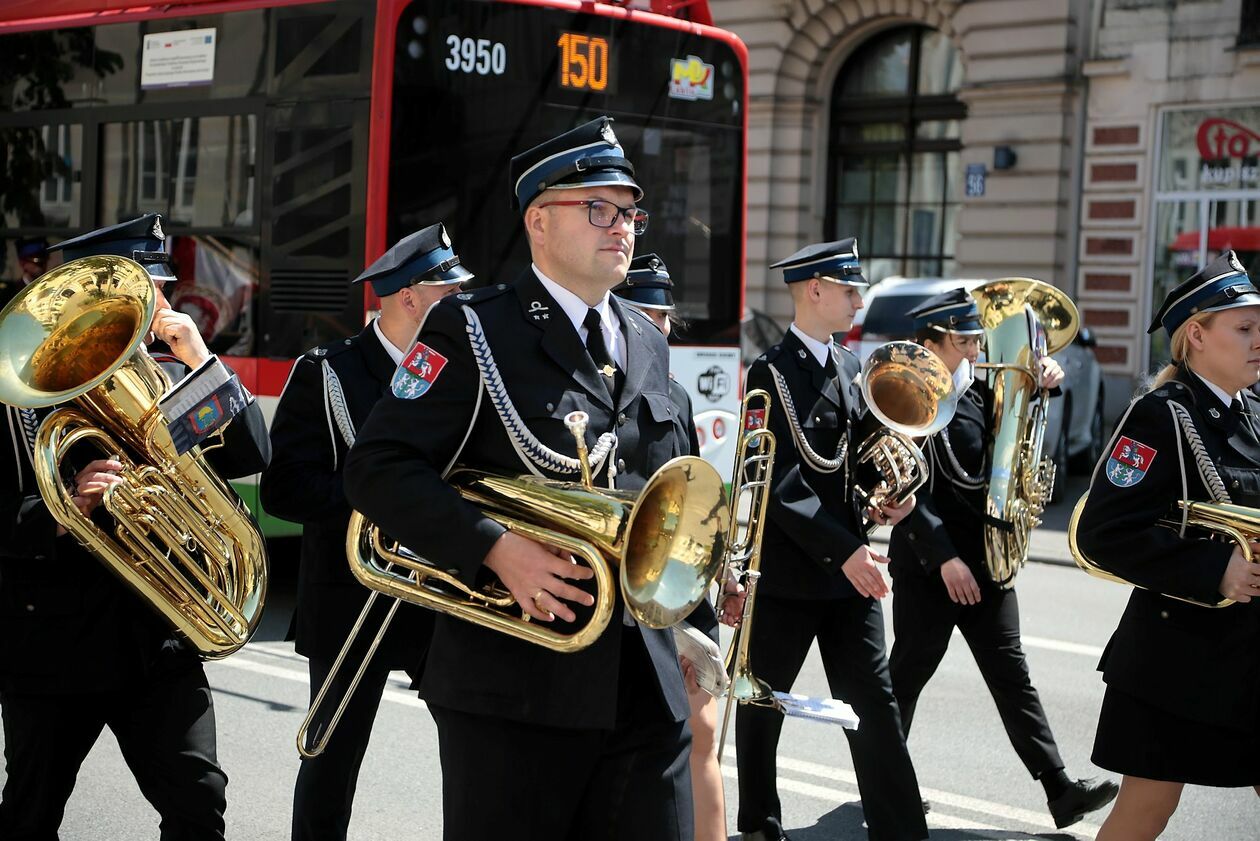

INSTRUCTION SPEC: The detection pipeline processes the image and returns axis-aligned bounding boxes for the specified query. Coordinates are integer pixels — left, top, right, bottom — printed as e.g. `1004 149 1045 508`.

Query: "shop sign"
1196 118 1260 188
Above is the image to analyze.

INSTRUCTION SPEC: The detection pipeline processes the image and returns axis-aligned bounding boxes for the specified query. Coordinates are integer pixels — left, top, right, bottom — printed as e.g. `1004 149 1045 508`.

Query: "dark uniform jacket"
343 269 695 730
1074 367 1260 731
0 353 269 694
890 380 993 582
260 322 432 666
744 329 867 601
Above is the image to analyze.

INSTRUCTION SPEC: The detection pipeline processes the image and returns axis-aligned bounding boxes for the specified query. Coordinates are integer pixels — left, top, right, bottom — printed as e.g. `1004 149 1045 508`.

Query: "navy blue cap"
906 288 984 335
770 237 867 285
613 253 674 310
48 213 173 280
510 116 642 213
353 223 472 297
16 237 48 260
1148 250 1260 337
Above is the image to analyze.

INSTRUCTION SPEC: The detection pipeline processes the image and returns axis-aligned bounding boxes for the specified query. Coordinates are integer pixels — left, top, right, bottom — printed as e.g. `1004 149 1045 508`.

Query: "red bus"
0 0 749 539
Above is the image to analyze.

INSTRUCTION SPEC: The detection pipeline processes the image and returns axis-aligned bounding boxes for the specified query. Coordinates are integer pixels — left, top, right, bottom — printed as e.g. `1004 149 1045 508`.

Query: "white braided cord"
322 361 356 450
768 363 846 473
1167 401 1231 504
461 305 617 482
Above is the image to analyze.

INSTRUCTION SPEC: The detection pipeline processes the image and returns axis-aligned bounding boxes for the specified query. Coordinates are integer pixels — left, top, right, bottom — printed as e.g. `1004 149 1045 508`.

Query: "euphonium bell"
0 255 267 658
854 341 958 515
345 412 729 653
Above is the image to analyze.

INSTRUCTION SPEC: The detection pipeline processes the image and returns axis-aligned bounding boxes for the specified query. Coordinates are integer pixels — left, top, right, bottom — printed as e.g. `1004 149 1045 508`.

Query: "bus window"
1 124 83 229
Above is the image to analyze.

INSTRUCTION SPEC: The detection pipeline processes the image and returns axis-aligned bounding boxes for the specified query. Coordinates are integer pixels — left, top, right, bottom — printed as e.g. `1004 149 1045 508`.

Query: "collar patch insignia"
392 341 448 399
1106 436 1156 488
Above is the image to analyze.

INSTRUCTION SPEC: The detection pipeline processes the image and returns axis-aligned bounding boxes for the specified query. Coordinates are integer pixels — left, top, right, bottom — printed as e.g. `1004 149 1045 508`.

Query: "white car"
841 276 1105 501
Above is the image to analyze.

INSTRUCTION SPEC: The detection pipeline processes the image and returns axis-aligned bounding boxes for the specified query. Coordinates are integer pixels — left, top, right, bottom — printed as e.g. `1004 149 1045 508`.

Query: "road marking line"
1022 634 1105 658
222 644 1100 837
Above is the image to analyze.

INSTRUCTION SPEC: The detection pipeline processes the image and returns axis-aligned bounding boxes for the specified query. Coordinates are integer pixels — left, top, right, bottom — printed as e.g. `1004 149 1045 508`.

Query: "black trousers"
292 655 392 841
735 594 927 841
0 662 226 841
888 572 1064 778
430 630 694 841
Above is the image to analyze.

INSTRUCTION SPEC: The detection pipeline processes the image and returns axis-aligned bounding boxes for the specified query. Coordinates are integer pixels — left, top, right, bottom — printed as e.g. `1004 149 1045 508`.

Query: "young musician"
733 239 927 841
0 214 269 840
1074 251 1260 840
888 288 1117 829
343 117 699 841
261 224 467 841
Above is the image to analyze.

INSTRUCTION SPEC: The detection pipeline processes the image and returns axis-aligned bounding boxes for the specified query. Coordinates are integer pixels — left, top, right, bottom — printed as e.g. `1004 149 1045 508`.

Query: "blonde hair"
1149 311 1217 389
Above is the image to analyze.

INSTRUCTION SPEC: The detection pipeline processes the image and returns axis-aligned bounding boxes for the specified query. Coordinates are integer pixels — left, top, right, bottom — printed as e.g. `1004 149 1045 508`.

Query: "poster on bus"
670 345 742 483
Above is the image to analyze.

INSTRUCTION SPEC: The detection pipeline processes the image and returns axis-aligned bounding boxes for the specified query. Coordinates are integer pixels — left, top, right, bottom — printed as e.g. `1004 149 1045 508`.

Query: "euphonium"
971 278 1079 588
1069 495 1260 608
0 255 267 658
300 411 730 757
345 412 729 652
854 341 959 516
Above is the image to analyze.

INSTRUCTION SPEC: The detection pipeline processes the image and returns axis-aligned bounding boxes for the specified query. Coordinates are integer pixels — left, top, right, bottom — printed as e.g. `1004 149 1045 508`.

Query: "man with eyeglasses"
343 116 699 841
887 288 1118 829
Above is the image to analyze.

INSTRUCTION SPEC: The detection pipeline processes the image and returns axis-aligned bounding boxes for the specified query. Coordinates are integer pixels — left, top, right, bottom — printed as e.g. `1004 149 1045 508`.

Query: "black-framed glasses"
535 199 649 235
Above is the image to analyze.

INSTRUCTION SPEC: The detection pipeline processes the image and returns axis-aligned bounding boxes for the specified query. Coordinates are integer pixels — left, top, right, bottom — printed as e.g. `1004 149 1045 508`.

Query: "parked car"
842 277 1105 501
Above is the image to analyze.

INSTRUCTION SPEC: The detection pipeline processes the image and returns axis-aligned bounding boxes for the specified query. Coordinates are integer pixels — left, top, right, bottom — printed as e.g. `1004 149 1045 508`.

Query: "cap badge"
648 257 662 271
440 228 451 249
151 218 165 241
1230 253 1245 273
600 122 618 147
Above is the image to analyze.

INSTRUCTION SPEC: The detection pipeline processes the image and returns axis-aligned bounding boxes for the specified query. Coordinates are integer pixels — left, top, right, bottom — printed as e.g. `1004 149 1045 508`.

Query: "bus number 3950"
445 35 508 76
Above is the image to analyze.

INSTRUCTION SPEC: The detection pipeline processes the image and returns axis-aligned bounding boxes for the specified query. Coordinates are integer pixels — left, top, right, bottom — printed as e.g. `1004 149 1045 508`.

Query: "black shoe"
922 798 932 814
1047 777 1119 829
741 817 791 840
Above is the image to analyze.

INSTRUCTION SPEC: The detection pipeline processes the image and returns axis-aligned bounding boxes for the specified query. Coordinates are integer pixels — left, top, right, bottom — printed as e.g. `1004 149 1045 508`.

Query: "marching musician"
343 117 699 840
612 253 727 841
261 224 468 841
886 288 1117 829
1074 251 1260 839
0 214 269 840
733 239 927 841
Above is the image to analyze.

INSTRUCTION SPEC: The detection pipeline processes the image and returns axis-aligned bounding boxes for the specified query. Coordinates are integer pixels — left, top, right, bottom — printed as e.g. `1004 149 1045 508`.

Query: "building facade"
715 0 1259 401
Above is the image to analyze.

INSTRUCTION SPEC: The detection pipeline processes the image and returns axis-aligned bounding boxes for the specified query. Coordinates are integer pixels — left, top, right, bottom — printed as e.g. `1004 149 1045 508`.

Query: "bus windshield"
388 0 744 342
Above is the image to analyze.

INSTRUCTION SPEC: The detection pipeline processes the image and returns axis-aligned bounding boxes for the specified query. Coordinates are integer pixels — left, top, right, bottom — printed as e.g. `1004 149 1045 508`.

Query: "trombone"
716 389 778 761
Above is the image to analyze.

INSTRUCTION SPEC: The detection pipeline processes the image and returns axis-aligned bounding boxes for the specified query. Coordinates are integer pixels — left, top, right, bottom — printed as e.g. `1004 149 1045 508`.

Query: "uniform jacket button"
617 458 626 471
908 533 918 541
617 413 627 426
1231 480 1240 489
33 554 46 561
25 604 35 612
546 402 555 412
822 556 831 564
1159 610 1169 619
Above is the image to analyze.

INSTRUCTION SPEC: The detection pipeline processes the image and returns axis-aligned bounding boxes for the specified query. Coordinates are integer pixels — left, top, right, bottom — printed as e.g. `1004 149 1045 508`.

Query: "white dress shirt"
789 322 838 370
533 264 626 370
371 317 408 367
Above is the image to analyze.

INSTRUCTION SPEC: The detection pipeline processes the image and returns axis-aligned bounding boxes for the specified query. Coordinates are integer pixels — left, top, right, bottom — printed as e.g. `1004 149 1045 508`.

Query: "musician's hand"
717 575 747 628
71 458 125 515
1039 357 1065 390
483 530 596 622
940 558 982 605
874 493 916 527
1218 544 1260 603
842 545 890 599
150 308 211 369
679 656 706 700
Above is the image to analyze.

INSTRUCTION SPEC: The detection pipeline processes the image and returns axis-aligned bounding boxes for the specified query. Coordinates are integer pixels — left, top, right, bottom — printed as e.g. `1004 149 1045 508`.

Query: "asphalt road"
4 477 1259 839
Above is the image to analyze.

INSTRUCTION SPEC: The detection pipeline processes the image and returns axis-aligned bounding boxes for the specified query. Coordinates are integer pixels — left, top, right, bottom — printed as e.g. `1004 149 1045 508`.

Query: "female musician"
1074 250 1260 840
612 253 727 841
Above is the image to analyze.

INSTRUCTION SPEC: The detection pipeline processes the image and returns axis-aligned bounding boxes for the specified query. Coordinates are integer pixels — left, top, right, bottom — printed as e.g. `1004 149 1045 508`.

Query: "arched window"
826 26 964 284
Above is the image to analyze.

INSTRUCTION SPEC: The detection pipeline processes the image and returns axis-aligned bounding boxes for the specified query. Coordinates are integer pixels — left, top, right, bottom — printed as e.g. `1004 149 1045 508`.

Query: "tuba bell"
971 278 1079 588
0 255 268 658
854 341 959 518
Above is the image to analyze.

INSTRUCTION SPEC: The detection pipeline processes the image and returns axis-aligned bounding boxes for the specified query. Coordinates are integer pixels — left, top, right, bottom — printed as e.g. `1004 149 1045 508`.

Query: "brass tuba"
971 278 1079 588
0 255 268 658
1069 496 1260 609
854 341 959 518
344 412 729 651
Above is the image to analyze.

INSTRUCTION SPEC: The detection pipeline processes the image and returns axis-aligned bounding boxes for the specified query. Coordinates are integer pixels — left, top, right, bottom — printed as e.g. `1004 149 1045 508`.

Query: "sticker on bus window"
669 55 714 101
